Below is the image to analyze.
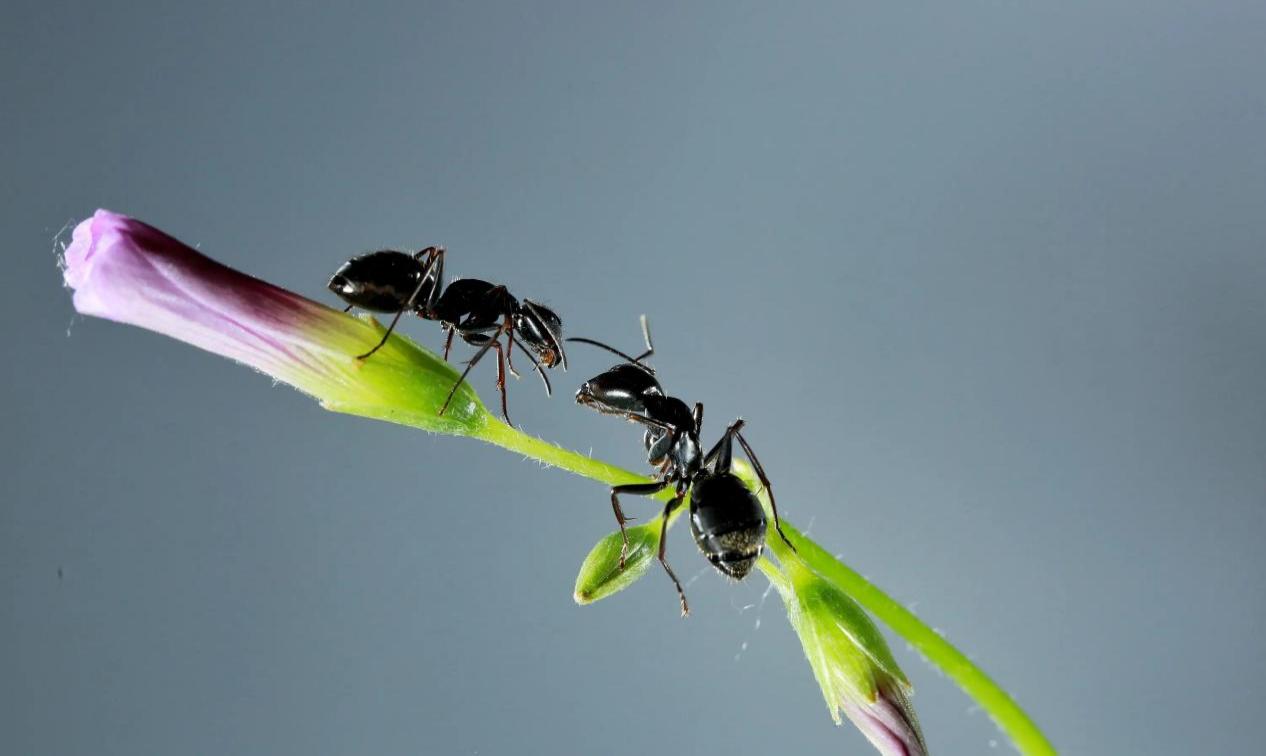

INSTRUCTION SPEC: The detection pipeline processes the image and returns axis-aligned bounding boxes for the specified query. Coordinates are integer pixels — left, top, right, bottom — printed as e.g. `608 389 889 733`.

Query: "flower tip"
840 676 927 756
61 209 129 308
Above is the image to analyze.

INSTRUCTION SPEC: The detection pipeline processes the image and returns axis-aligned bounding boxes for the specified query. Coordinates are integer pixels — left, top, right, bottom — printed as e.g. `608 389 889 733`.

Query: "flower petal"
842 678 927 756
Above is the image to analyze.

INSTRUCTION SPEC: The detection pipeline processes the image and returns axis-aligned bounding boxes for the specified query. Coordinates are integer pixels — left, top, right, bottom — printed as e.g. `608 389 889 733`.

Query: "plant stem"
475 416 1055 755
477 417 671 493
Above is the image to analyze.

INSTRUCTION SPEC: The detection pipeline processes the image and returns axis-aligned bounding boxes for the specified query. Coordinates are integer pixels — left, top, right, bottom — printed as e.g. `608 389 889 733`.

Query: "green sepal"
788 558 911 694
319 314 487 435
573 519 660 604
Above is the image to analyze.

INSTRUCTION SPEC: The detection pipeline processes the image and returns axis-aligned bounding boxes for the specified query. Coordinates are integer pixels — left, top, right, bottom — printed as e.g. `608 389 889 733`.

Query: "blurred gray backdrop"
4 2 1265 754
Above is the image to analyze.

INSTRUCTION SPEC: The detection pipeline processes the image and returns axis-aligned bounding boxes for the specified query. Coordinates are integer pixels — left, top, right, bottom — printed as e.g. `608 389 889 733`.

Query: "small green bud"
573 519 660 604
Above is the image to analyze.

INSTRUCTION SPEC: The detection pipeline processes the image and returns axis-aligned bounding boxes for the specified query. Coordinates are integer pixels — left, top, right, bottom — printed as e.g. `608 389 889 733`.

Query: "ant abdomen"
689 472 767 580
328 250 436 313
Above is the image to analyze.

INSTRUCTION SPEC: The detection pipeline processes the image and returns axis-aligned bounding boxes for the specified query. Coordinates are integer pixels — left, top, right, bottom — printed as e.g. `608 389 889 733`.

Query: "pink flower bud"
62 209 486 432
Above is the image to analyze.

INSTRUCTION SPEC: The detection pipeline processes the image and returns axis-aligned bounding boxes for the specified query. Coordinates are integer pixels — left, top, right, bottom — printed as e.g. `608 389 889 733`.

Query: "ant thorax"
638 394 702 479
430 278 517 331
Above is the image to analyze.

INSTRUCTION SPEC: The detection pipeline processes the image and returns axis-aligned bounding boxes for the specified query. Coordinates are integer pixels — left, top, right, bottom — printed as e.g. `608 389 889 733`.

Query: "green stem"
476 417 1055 755
477 418 655 489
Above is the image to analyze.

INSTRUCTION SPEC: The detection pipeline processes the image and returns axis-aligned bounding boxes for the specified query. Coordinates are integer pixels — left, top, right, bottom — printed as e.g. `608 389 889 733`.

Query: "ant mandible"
327 246 567 426
569 318 794 616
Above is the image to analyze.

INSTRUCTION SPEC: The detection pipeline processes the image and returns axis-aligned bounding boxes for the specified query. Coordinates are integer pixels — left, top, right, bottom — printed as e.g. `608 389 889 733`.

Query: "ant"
569 318 793 616
328 246 567 425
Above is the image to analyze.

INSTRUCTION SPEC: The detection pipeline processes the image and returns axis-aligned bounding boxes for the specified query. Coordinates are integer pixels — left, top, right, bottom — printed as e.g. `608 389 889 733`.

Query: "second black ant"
569 319 794 616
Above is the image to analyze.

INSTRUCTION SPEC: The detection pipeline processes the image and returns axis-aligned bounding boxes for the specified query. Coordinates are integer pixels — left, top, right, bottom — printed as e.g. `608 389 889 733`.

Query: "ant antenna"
637 314 653 361
566 315 655 369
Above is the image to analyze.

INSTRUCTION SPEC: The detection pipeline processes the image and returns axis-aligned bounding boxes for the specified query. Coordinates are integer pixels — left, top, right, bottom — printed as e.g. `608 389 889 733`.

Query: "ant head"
575 363 663 415
515 300 567 369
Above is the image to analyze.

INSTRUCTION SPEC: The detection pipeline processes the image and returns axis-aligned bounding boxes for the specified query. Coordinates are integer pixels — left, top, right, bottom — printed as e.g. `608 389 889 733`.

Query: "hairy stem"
477 418 663 491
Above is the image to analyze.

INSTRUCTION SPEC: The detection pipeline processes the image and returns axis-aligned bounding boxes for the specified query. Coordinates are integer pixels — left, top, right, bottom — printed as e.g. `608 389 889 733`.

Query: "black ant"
569 319 793 616
327 246 567 425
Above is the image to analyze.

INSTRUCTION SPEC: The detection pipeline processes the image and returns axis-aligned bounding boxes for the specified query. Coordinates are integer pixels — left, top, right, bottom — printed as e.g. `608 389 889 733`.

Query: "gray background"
3 2 1264 754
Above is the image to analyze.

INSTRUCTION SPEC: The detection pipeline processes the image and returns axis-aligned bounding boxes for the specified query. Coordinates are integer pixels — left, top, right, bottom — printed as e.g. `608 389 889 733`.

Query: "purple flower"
61 209 485 432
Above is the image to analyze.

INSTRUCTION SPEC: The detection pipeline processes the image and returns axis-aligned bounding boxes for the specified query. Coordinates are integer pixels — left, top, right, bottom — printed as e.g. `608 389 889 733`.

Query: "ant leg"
731 425 795 553
618 412 674 434
343 304 354 313
512 337 552 396
442 327 455 361
415 246 446 314
438 323 505 418
355 308 407 360
355 256 438 361
502 315 521 379
489 337 513 425
702 418 739 470
609 480 671 568
658 495 689 617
